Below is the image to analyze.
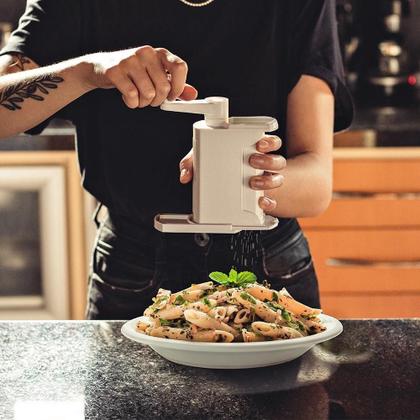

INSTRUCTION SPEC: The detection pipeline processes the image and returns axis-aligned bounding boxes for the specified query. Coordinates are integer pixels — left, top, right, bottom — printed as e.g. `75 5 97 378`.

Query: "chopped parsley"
301 313 318 320
153 295 168 306
281 309 292 322
265 301 277 312
297 320 306 332
265 300 284 312
240 292 256 305
174 295 186 305
285 320 305 332
159 318 171 326
202 297 212 307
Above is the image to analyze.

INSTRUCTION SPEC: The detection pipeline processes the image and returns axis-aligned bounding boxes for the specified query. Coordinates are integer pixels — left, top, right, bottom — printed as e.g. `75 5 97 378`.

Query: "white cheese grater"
154 97 279 234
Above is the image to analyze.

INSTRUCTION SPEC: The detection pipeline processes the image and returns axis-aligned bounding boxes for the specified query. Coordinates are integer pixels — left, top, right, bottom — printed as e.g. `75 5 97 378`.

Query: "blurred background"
0 0 420 320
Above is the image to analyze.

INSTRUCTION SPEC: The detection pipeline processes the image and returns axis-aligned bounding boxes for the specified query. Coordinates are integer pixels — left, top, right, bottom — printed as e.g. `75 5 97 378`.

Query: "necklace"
178 0 215 7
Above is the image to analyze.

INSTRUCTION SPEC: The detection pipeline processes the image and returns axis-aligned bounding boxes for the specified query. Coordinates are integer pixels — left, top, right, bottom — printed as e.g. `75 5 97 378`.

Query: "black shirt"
1 0 353 226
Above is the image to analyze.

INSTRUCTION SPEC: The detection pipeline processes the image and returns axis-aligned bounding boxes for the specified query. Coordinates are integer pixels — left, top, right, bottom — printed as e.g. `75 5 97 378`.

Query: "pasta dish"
136 269 325 343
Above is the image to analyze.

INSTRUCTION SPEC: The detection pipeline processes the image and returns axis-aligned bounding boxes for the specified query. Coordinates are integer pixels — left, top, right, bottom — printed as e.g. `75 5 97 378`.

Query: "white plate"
121 314 343 369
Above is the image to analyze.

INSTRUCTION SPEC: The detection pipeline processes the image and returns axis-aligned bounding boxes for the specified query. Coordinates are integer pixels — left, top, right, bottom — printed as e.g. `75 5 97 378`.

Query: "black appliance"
340 0 418 106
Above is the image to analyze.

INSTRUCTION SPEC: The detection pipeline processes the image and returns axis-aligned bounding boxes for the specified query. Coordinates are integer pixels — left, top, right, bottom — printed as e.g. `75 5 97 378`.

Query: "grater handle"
161 97 229 128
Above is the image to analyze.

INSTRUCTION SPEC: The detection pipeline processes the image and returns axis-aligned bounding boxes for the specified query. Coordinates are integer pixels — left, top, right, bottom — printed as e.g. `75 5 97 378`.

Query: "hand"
249 135 286 213
85 45 198 108
179 135 286 212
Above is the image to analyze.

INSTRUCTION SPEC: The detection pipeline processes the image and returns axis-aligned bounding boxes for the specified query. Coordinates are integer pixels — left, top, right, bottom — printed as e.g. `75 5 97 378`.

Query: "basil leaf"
209 271 230 284
237 271 257 285
229 268 238 282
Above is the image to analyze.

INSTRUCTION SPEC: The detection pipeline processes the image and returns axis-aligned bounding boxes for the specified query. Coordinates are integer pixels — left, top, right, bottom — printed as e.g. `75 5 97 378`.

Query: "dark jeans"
86 210 321 320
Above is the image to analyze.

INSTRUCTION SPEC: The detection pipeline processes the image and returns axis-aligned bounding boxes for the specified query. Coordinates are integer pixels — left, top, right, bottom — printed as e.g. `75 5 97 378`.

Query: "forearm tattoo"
9 54 31 71
0 74 64 111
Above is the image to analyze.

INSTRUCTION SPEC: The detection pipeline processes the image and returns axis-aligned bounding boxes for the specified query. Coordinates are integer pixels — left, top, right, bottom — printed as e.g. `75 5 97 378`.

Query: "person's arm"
179 75 334 217
0 53 91 138
250 75 334 218
0 46 197 139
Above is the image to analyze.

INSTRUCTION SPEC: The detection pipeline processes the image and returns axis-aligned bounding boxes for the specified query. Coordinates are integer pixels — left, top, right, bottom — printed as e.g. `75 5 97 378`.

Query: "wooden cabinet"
300 148 420 318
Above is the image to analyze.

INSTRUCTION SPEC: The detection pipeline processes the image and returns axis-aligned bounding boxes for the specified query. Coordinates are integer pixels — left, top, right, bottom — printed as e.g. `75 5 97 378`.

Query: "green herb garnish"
153 295 168 305
209 267 257 287
265 301 277 312
272 291 278 302
297 320 306 332
159 318 171 326
240 292 257 305
301 313 318 320
174 295 186 305
202 297 212 307
265 300 284 312
281 308 292 322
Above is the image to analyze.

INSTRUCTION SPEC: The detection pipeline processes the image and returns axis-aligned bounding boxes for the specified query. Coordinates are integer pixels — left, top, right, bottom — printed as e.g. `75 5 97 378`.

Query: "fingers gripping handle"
243 145 265 225
161 97 229 128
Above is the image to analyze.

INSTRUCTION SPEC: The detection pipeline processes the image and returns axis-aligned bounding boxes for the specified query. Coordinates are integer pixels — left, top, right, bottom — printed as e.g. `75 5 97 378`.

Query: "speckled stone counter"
1 320 419 420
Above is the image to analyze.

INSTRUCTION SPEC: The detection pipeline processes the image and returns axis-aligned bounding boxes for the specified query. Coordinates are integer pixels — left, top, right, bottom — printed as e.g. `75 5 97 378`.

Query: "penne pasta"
184 309 239 337
298 317 326 334
206 288 237 303
156 288 171 298
152 300 220 322
246 284 321 317
277 291 322 317
188 281 214 291
154 305 184 320
209 306 227 321
192 329 234 343
234 308 252 324
148 326 191 341
244 284 274 302
251 322 304 339
242 330 266 342
187 301 215 313
225 305 239 318
231 290 280 323
168 282 213 305
151 294 170 311
170 289 204 304
136 319 152 332
139 279 325 343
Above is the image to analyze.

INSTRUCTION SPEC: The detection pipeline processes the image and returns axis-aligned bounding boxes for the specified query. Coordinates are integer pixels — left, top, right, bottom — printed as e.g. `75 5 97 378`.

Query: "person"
0 0 353 320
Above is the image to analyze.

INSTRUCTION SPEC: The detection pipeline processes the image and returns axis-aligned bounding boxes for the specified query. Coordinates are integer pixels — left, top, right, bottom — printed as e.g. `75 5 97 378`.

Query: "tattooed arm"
0 47 196 139
0 53 92 138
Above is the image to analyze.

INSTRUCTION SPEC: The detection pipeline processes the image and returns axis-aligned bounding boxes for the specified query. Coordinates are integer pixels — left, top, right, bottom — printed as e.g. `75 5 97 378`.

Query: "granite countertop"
1 319 419 420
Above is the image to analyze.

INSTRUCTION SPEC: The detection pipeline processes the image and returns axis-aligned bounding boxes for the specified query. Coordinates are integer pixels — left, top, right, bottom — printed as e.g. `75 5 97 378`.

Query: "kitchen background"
1 0 420 320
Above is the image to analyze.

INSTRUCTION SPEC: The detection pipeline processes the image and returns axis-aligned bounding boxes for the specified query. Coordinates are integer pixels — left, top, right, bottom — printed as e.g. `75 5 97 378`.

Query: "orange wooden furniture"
300 148 420 318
